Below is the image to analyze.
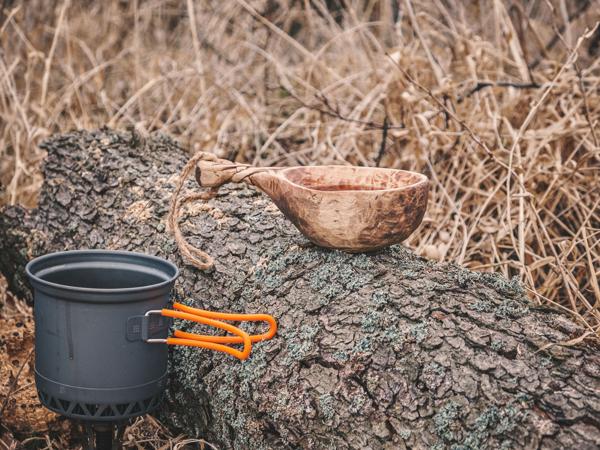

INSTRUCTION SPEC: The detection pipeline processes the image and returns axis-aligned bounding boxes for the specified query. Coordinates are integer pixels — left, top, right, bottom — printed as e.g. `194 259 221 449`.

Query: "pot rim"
26 249 179 295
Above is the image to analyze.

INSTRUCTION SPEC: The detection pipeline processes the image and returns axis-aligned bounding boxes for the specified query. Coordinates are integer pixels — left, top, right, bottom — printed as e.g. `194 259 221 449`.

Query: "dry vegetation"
0 0 599 447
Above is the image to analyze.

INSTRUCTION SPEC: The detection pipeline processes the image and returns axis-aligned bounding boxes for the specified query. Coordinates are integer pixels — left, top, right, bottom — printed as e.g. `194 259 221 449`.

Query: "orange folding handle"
154 302 277 360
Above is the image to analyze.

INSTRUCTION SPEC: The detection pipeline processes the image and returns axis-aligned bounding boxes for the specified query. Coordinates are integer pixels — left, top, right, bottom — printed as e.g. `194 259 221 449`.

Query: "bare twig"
374 116 389 166
386 54 517 175
289 90 404 131
460 80 542 101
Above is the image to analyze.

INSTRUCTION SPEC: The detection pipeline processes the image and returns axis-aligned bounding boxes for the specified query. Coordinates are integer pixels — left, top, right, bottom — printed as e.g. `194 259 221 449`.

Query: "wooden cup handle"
195 157 277 189
169 151 277 271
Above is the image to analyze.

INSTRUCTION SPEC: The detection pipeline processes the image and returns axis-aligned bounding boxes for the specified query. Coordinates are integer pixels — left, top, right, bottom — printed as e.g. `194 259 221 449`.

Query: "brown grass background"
1 0 599 331
0 0 599 445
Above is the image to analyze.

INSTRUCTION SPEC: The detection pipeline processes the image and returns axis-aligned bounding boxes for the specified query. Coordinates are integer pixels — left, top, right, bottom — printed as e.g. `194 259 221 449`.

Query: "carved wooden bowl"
195 158 429 252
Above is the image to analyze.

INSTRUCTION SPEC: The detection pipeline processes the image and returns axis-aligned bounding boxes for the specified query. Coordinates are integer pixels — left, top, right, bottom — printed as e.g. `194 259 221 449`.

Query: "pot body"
26 250 178 422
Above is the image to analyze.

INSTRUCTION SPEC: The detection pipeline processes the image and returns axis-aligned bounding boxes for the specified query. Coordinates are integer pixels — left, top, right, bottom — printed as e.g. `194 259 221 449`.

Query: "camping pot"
26 250 276 423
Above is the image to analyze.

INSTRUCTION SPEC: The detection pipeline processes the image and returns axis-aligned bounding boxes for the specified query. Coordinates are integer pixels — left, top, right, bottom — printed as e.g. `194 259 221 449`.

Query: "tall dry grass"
0 0 599 335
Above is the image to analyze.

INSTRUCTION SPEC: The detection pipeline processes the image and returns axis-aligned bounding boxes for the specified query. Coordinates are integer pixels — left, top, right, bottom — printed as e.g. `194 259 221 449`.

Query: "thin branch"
375 116 389 167
290 90 404 131
386 55 516 175
459 80 542 102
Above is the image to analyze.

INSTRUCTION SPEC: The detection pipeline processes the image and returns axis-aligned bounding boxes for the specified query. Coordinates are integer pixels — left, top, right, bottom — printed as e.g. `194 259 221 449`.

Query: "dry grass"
0 0 600 448
1 0 599 328
0 0 599 443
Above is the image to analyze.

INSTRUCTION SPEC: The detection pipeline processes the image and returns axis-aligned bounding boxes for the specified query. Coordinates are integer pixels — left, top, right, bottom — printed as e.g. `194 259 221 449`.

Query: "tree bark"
1 129 599 449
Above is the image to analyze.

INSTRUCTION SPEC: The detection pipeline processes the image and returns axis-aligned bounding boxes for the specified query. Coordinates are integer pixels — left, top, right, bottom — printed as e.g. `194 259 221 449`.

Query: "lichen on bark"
1 129 599 449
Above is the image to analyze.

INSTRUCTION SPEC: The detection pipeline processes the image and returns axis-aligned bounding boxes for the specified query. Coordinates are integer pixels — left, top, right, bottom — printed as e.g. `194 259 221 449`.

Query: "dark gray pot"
26 250 178 422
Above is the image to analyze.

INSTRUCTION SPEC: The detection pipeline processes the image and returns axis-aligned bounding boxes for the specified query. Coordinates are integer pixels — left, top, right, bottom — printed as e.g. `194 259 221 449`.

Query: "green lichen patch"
361 310 381 333
283 324 320 363
490 340 504 351
349 392 368 414
351 336 373 355
398 429 411 440
253 244 376 299
387 245 429 270
433 401 461 442
453 268 524 299
169 344 202 389
494 299 529 319
253 243 316 290
371 289 390 307
307 252 374 299
424 361 446 377
399 268 422 281
410 320 430 344
469 297 529 319
318 393 336 420
462 404 525 449
381 325 404 350
350 253 375 270
471 299 495 313
239 351 269 394
333 350 350 363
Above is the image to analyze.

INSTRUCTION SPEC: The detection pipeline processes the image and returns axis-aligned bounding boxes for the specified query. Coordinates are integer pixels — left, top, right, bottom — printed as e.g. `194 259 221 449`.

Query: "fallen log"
1 129 599 449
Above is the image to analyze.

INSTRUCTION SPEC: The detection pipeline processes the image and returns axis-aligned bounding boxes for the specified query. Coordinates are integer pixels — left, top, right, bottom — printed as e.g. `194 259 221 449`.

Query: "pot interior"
27 251 178 291
39 263 166 289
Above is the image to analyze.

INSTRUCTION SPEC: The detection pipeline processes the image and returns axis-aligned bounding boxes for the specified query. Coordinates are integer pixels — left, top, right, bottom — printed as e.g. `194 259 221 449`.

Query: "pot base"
35 366 167 421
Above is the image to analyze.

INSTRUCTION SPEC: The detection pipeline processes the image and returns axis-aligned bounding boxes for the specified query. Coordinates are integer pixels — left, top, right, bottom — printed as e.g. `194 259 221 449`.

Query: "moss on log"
1 129 599 449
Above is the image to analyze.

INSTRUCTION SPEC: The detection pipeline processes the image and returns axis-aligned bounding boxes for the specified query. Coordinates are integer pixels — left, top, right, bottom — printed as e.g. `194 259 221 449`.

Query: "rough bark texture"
1 129 599 450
